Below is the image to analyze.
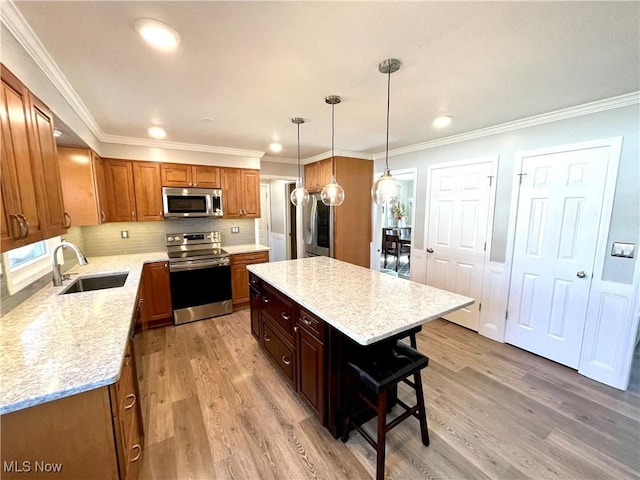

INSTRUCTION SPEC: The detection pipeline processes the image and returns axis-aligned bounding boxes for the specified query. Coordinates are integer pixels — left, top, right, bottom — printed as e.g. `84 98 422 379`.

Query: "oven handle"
169 260 229 272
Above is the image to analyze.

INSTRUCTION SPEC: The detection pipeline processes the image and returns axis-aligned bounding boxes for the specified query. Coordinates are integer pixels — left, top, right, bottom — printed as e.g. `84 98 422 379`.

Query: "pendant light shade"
372 58 402 206
321 95 345 207
290 117 310 207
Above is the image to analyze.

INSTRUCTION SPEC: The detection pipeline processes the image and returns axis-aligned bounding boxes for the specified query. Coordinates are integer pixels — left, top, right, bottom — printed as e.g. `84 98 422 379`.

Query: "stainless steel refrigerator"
303 193 333 258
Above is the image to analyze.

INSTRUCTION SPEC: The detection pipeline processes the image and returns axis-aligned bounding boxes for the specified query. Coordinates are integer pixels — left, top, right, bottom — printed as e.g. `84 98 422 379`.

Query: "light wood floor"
135 311 640 480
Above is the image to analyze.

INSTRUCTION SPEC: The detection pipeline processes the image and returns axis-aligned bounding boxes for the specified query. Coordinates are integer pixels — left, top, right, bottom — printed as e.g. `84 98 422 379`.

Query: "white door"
426 159 495 331
258 183 270 247
505 146 610 368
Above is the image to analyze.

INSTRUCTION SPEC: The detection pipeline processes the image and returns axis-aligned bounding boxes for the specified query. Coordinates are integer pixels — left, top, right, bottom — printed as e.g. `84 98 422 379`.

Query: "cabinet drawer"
262 285 293 338
231 251 269 266
298 309 325 342
262 321 295 384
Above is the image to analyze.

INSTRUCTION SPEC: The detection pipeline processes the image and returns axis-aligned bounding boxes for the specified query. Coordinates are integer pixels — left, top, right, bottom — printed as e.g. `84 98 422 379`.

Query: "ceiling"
9 1 640 161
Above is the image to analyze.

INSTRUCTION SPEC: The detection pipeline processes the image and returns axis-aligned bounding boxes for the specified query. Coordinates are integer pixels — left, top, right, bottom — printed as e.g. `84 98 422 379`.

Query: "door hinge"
478 303 482 312
517 172 528 185
505 310 509 320
488 175 494 187
483 242 487 251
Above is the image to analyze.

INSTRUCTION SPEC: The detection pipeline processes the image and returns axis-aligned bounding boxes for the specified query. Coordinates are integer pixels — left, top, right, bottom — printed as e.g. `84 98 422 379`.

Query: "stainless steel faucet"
52 241 88 286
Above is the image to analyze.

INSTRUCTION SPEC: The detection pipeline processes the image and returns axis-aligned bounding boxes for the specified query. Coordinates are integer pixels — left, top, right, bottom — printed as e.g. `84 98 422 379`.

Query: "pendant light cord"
297 122 301 184
385 67 391 172
331 102 336 176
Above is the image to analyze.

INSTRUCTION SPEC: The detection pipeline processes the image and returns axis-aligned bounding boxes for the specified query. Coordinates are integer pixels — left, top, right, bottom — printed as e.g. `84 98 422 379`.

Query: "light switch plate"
611 242 635 258
121 230 129 239
231 227 239 234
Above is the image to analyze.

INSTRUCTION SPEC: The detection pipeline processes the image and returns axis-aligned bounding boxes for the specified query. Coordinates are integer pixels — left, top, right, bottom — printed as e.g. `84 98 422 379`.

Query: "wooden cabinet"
304 158 333 192
58 146 108 225
221 168 260 218
230 250 269 307
132 162 163 221
249 272 326 424
137 261 173 330
103 159 163 223
160 163 220 188
0 339 143 480
296 309 325 422
1 65 69 252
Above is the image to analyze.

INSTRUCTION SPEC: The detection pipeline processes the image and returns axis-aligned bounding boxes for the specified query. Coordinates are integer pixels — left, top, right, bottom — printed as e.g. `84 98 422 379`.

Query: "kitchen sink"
60 272 129 295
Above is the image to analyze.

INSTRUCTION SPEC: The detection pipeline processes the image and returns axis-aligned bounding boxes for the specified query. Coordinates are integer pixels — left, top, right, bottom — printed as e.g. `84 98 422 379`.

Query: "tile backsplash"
1 219 257 316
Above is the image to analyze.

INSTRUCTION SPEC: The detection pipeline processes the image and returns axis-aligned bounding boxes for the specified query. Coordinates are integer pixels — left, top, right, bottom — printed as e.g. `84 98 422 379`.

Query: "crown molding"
303 149 373 164
1 0 104 137
102 134 265 158
373 92 640 160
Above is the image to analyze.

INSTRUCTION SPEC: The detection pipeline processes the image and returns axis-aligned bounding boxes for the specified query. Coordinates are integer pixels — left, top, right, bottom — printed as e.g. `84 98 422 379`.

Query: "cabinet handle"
63 212 71 228
130 444 142 463
282 356 291 365
281 313 290 321
8 214 23 240
164 263 168 269
15 214 29 239
124 393 136 410
131 211 136 220
262 297 270 304
124 354 131 366
302 318 313 327
20 215 30 239
264 334 271 342
100 210 106 222
294 326 299 333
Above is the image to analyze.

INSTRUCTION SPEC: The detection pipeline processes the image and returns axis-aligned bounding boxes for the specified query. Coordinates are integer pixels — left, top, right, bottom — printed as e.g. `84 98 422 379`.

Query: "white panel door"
426 160 494 331
505 146 610 368
258 184 270 247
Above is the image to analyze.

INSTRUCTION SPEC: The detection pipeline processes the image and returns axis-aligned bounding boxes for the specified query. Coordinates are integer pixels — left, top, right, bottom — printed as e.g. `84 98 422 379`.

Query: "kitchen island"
247 256 473 436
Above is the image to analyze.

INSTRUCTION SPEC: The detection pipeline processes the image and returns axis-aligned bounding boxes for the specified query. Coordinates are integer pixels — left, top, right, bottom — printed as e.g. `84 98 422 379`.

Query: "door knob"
576 271 587 278
427 248 434 253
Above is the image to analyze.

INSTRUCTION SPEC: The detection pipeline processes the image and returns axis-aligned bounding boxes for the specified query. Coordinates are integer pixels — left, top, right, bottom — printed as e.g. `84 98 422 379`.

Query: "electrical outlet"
121 230 129 239
231 227 239 234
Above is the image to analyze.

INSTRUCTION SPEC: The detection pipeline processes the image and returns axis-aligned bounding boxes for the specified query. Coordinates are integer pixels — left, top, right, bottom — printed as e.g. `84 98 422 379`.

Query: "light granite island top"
247 256 474 345
0 252 167 415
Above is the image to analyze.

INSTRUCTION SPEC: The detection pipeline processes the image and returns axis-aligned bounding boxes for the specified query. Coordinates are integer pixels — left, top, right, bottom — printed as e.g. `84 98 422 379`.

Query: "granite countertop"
0 252 167 415
247 256 474 346
224 244 270 255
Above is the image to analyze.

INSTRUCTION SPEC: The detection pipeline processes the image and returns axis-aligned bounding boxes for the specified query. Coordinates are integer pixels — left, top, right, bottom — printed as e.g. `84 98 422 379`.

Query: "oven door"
169 260 232 324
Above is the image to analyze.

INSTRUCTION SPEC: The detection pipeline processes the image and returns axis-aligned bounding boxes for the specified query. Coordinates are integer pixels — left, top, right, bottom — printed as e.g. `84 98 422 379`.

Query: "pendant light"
371 58 403 206
290 117 310 206
321 95 345 207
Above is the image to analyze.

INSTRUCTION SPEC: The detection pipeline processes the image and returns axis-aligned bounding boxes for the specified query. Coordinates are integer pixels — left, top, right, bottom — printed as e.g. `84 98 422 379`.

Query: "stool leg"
413 371 430 447
376 390 388 480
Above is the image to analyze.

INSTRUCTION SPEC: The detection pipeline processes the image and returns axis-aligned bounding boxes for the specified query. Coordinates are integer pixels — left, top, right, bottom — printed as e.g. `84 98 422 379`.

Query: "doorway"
505 141 618 368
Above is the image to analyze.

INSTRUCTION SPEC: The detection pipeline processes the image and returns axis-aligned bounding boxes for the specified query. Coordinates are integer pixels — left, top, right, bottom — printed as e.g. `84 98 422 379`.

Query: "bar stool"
341 341 430 480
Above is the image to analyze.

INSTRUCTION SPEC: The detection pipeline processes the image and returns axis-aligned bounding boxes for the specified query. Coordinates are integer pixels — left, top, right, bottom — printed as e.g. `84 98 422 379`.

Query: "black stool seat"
342 340 430 480
348 342 429 393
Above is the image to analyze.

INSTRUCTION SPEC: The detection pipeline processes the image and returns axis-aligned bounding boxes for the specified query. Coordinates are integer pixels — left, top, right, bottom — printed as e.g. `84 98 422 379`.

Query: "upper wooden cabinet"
132 162 163 221
1 65 67 253
304 158 333 192
58 146 108 226
103 159 163 223
221 168 260 218
160 163 221 188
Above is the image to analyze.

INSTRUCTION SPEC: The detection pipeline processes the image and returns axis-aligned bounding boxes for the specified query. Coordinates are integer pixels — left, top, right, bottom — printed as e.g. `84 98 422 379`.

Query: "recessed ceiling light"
200 116 216 123
134 18 180 51
148 126 167 139
53 129 62 138
432 115 453 128
269 142 283 153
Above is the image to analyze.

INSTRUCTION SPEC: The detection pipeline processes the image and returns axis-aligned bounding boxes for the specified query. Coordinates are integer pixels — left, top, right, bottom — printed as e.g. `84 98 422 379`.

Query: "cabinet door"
317 159 333 188
92 152 108 224
28 93 68 238
296 324 325 422
143 261 173 323
0 73 44 250
231 263 249 305
221 168 242 218
241 169 260 217
192 166 220 188
132 162 163 221
305 163 318 192
160 163 192 187
104 159 136 222
58 147 101 225
250 286 261 340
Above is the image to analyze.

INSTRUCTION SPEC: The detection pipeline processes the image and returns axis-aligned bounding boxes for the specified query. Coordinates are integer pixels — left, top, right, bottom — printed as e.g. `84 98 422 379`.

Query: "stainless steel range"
166 231 232 325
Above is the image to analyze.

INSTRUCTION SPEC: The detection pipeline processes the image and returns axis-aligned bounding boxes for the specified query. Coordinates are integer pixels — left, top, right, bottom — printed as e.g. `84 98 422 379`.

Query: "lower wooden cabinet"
249 272 326 424
0 338 143 480
136 261 173 331
231 251 269 308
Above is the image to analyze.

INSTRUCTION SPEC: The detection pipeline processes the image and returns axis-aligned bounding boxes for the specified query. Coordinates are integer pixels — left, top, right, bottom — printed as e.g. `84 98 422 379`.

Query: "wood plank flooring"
135 312 640 479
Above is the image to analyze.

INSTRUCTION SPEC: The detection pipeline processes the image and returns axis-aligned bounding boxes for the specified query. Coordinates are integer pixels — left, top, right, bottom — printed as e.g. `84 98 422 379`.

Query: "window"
2 237 61 295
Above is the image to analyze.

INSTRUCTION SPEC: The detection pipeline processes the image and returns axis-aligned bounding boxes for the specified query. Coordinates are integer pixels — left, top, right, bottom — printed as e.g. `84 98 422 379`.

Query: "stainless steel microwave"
162 187 223 218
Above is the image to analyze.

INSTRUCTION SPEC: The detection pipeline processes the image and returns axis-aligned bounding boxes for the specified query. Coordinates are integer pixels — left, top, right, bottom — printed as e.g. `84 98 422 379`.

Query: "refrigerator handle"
310 199 318 247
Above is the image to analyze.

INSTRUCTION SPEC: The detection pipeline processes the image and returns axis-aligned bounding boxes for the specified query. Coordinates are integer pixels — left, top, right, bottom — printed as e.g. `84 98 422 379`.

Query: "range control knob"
174 236 182 242
167 236 174 242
